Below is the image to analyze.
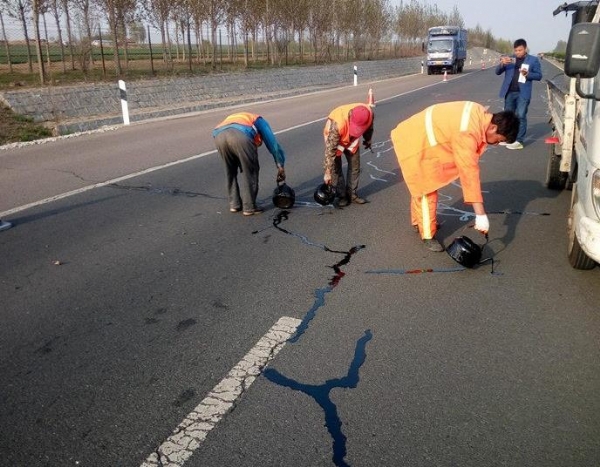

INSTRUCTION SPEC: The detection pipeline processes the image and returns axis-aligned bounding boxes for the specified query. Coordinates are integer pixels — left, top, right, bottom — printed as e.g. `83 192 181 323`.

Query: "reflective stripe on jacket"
324 103 373 156
391 101 491 204
215 112 262 146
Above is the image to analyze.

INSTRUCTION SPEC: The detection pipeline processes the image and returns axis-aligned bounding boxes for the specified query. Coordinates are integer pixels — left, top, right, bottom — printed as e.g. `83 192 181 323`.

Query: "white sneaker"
506 141 524 150
0 220 13 232
498 141 508 146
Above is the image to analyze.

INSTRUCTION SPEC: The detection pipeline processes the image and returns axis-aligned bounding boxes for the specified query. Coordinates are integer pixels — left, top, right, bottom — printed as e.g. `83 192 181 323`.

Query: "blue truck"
426 26 468 75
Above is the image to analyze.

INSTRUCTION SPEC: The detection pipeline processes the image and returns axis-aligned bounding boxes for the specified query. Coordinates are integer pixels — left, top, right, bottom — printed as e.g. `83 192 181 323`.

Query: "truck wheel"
452 63 458 74
427 67 432 75
545 143 567 190
567 205 597 270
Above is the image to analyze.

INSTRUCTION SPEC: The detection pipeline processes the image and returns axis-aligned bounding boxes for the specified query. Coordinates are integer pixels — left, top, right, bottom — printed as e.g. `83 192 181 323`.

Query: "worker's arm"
254 117 286 168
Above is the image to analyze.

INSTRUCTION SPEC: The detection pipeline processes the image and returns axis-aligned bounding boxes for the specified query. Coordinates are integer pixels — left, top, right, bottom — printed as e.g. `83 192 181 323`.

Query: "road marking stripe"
140 316 301 467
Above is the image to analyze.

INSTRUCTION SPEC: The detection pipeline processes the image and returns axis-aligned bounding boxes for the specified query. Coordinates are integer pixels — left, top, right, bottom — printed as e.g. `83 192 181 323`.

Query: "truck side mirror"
565 22 600 78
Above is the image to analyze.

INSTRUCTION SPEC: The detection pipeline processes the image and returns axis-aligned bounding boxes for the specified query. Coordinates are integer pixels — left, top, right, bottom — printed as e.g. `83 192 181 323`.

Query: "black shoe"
423 238 444 252
243 207 264 216
336 198 349 207
351 196 368 204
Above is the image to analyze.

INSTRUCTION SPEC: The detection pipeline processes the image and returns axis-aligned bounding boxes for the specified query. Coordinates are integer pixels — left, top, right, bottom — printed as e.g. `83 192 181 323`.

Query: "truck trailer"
426 26 467 75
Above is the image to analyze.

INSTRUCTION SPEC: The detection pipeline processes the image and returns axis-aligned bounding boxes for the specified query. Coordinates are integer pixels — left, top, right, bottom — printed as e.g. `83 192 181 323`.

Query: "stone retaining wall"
0 56 423 134
0 48 495 135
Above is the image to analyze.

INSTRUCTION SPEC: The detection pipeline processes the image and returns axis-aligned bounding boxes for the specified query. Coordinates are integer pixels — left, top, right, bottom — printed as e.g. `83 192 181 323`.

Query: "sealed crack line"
108 183 224 199
140 316 301 467
50 168 93 183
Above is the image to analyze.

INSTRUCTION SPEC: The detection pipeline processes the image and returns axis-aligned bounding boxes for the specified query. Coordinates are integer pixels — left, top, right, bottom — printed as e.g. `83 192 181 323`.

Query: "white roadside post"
353 65 358 86
118 79 130 125
421 61 424 74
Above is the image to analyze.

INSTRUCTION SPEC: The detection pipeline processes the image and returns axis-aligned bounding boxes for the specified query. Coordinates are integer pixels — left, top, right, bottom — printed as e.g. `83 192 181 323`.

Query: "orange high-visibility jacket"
215 112 262 146
324 103 373 155
391 101 491 204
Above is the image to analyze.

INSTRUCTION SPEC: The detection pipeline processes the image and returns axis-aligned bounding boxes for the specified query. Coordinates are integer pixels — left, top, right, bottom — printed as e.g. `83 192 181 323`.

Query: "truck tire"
567 204 597 269
545 143 568 190
427 66 432 75
452 62 458 74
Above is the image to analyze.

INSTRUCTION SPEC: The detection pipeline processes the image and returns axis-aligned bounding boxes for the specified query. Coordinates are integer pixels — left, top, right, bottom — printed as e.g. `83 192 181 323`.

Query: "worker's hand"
276 166 286 182
363 140 372 151
474 214 490 235
324 171 332 185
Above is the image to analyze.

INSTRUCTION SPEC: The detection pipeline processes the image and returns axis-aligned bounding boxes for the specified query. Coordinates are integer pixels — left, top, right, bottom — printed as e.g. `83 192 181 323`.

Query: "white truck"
546 1 600 269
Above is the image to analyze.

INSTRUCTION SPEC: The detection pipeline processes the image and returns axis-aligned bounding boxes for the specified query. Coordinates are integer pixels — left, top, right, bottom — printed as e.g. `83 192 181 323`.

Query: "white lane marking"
2 77 456 218
141 316 301 467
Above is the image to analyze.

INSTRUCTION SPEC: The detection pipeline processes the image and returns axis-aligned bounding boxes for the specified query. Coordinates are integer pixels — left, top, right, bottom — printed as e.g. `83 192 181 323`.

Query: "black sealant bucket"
272 182 296 209
446 235 484 268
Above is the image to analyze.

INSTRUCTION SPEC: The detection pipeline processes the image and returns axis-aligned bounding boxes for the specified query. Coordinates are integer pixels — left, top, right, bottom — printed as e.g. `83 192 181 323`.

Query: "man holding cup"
495 38 542 149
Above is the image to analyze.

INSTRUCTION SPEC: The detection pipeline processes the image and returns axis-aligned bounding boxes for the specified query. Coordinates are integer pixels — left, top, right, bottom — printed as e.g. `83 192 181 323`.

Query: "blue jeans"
504 91 530 142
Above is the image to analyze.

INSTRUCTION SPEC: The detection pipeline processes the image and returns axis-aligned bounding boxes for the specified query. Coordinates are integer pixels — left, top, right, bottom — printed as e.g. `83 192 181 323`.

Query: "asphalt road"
1 60 600 467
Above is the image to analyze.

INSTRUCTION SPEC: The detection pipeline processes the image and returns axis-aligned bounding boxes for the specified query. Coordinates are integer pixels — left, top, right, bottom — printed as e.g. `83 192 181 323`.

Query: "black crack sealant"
264 330 372 467
267 210 365 342
257 210 369 466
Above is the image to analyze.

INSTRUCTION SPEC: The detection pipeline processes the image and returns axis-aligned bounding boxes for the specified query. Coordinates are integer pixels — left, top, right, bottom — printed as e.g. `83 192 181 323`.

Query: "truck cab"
546 1 600 269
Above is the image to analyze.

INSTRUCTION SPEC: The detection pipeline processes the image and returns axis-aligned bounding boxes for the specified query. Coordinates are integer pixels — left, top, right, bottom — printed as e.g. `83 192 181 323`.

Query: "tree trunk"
42 11 51 66
51 0 66 72
174 20 180 61
210 19 217 70
121 18 129 70
108 10 121 75
166 19 173 67
159 23 167 63
0 11 13 73
18 0 34 72
61 0 75 70
243 31 248 68
32 0 45 83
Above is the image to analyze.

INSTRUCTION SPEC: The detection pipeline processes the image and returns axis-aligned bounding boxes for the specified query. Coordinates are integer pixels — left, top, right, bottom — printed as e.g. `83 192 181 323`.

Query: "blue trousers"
504 91 529 142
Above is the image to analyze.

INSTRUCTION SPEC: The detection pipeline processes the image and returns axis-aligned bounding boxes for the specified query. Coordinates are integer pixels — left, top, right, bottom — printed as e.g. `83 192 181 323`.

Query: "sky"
391 0 578 53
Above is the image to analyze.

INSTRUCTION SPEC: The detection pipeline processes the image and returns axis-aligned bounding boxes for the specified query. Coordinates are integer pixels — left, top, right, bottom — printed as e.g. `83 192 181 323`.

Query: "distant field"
0 42 201 64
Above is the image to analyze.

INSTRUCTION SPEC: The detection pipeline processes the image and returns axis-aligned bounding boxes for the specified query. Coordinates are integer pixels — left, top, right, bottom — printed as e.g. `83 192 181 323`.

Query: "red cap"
349 105 372 137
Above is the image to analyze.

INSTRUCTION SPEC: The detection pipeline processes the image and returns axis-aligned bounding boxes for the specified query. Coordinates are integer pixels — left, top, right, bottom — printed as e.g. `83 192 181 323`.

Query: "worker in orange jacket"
391 101 519 251
323 103 374 206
